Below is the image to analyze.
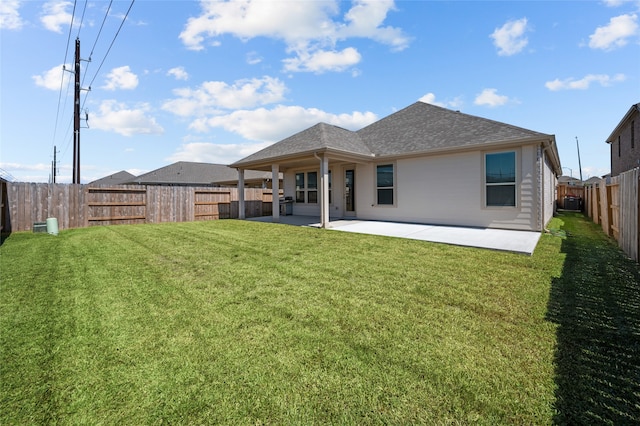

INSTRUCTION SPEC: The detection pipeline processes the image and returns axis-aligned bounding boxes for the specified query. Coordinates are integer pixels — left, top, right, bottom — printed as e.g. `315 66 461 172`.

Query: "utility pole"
73 38 81 184
51 145 58 183
576 136 583 182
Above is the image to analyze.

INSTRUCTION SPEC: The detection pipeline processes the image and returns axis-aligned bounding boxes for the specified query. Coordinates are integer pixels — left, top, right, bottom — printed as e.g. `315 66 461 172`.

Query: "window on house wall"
485 151 516 207
618 136 621 157
307 172 318 203
295 172 305 203
376 164 394 205
295 171 319 204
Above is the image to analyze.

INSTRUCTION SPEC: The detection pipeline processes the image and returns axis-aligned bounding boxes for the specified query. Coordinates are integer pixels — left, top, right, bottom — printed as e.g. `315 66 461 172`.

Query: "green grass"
0 213 638 424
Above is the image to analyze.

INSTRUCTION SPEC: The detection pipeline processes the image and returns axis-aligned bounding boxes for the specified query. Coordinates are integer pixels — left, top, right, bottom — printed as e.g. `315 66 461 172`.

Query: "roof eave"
231 147 374 170
605 103 640 143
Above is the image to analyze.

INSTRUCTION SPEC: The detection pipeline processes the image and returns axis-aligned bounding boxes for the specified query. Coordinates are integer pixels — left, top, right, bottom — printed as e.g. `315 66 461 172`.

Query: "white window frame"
483 150 518 208
295 171 318 204
375 163 396 206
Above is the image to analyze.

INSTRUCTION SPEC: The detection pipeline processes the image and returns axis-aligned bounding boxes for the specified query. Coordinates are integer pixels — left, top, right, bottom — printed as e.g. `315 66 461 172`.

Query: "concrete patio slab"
247 216 541 255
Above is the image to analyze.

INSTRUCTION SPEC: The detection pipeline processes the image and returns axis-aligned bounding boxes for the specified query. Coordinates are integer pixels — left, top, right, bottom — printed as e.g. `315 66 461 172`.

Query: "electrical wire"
56 0 135 172
80 0 114 101
50 0 78 157
76 0 88 38
84 0 135 100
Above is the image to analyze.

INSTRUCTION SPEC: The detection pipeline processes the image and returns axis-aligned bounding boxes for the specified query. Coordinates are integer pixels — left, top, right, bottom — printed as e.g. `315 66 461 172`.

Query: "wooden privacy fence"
2 183 280 233
584 167 639 262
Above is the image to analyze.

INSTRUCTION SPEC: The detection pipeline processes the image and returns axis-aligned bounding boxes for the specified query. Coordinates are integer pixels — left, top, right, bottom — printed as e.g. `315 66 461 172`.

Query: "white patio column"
320 154 330 228
272 164 280 223
237 168 245 219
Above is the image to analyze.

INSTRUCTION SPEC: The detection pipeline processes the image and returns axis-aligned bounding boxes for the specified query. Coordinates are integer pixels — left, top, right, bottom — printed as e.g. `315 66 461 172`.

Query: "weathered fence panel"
608 179 620 241
584 168 639 262
3 183 277 233
0 180 7 233
88 186 147 226
619 168 639 262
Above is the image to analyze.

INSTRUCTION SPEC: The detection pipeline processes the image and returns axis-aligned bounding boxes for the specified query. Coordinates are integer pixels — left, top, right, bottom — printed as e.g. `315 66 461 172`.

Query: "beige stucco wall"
282 143 549 231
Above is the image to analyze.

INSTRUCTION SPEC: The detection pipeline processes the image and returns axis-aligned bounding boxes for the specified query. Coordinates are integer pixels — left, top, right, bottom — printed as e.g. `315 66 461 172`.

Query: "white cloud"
589 14 638 50
192 105 377 142
167 66 189 81
246 51 263 65
162 76 288 117
474 88 509 107
179 0 410 73
582 166 611 179
490 18 529 56
90 100 164 136
102 66 139 91
32 64 71 90
283 47 362 73
602 0 633 6
40 1 72 33
167 141 273 164
545 73 626 90
418 93 463 109
0 0 23 30
338 0 410 51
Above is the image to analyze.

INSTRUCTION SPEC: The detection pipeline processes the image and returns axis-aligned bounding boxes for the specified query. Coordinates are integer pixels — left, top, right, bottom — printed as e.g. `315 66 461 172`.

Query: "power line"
0 168 16 182
52 0 135 179
84 0 135 98
81 0 113 89
76 0 88 39
50 0 78 155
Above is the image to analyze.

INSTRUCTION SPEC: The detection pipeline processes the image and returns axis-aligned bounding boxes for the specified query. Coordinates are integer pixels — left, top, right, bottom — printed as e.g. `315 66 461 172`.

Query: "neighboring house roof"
131 161 278 186
232 101 560 173
584 176 603 185
558 175 582 184
88 171 136 186
606 103 640 143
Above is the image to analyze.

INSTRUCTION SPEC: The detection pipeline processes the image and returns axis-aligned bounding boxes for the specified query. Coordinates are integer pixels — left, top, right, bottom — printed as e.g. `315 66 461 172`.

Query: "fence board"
608 181 620 240
0 180 6 233
619 168 639 262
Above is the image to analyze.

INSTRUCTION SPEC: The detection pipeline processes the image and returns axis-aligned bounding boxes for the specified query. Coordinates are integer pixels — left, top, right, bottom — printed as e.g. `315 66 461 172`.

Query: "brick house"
607 103 640 176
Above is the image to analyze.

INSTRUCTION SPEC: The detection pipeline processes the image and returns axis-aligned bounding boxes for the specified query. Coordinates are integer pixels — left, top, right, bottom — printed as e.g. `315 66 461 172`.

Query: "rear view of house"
232 101 562 231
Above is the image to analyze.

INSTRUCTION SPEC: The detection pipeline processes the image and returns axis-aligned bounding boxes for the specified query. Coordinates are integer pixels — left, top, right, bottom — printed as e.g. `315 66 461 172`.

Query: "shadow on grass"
546 212 640 424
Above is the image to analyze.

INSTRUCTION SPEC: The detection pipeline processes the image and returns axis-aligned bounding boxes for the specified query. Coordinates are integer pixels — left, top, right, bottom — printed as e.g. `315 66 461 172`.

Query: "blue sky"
1 0 639 183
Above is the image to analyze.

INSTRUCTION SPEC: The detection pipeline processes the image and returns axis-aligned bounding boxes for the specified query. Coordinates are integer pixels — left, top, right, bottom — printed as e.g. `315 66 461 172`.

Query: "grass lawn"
1 212 638 424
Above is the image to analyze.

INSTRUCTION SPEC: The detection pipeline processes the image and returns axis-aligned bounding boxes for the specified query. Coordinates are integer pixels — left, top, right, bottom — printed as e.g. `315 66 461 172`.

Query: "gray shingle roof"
357 102 551 155
234 123 372 165
233 102 553 168
88 171 136 186
132 162 274 185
